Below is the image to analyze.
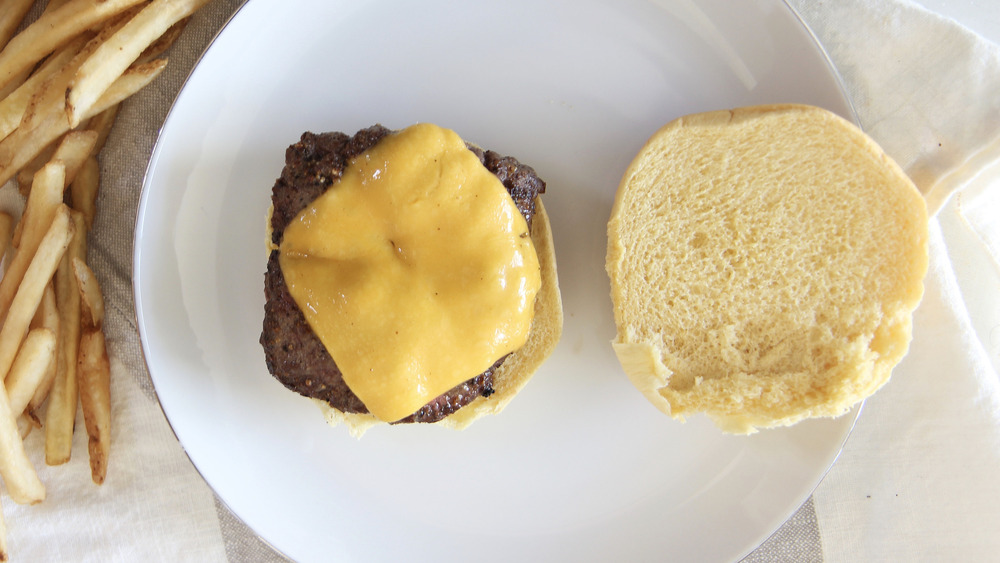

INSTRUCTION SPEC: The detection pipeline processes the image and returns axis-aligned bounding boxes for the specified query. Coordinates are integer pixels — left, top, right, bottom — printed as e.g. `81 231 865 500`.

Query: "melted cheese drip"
279 123 540 422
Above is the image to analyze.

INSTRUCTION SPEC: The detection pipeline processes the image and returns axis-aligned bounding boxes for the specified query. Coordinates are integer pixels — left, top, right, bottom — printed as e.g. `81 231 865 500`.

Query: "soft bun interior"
606 104 928 433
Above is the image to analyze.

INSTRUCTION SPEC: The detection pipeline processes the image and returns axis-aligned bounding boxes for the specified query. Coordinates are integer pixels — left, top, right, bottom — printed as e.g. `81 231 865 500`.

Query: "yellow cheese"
278 123 541 422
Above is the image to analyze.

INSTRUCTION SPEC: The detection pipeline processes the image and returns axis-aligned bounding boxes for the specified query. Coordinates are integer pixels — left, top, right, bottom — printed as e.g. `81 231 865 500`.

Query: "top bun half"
606 104 928 433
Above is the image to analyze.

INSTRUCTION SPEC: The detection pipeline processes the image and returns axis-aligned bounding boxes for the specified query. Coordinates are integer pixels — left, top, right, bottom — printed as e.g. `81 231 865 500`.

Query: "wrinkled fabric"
787 1 1000 561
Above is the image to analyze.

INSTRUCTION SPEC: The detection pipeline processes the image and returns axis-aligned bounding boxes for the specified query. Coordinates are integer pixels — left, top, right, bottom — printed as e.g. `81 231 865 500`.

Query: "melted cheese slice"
279 123 541 422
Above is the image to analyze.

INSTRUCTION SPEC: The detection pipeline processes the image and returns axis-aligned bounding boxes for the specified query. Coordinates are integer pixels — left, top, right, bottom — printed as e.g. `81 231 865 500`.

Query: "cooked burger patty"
260 125 546 423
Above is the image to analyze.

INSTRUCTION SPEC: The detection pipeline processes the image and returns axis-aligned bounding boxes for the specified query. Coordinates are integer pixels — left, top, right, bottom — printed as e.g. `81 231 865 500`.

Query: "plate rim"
132 1 863 560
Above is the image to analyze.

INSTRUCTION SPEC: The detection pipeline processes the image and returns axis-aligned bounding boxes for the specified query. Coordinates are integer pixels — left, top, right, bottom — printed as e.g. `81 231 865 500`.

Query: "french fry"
0 212 12 263
72 253 111 484
0 204 75 384
0 66 30 103
85 104 120 156
90 58 167 113
12 147 61 245
0 209 74 507
78 327 110 484
30 281 59 332
13 138 60 197
52 130 99 182
17 414 38 437
4 6 135 181
0 213 71 490
135 16 189 65
66 0 210 126
0 0 34 53
0 495 7 562
6 328 57 417
0 57 166 188
0 112 66 190
0 0 80 102
42 0 75 15
28 283 59 414
0 0 214 554
0 37 85 143
0 370 45 505
0 161 65 323
17 8 139 135
16 129 97 196
72 257 104 329
70 156 100 230
44 209 85 466
0 0 147 92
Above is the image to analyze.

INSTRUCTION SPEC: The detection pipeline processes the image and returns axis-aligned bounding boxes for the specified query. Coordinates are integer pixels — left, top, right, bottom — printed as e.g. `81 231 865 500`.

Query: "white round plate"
135 1 858 561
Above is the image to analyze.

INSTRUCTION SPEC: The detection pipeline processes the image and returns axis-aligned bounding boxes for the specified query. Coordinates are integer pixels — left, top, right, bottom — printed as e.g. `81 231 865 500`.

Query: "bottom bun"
316 200 563 437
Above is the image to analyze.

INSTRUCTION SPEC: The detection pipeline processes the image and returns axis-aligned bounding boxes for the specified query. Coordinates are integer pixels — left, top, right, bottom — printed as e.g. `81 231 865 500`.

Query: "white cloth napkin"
786 1 1000 561
3 0 998 561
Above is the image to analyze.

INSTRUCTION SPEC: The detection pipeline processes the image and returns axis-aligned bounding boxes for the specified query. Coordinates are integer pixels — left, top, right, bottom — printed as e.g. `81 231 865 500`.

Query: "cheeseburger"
261 123 562 436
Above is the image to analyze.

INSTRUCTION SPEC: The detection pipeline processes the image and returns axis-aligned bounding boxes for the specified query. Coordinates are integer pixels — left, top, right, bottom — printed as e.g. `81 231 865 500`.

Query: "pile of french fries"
0 0 212 559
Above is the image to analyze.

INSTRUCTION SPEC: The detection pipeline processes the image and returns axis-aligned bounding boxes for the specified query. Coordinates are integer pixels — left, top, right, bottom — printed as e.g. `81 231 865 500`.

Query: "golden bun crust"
309 201 562 437
606 104 928 433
